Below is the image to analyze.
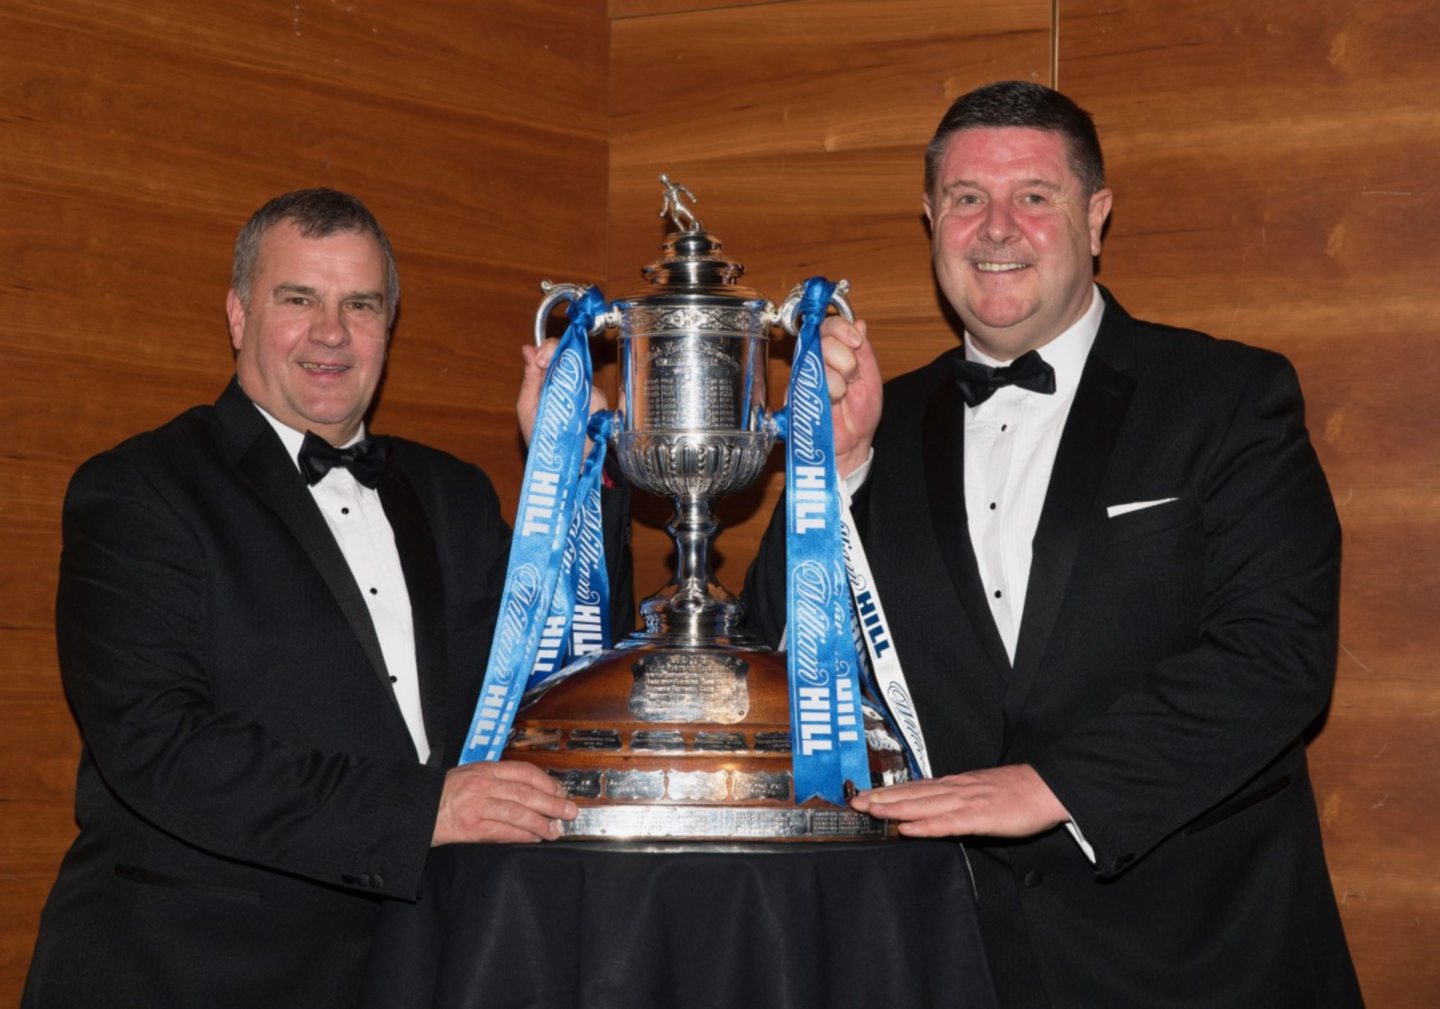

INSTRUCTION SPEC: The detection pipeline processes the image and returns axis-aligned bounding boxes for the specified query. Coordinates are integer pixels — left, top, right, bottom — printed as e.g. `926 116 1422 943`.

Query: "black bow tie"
298 430 390 488
951 350 1057 407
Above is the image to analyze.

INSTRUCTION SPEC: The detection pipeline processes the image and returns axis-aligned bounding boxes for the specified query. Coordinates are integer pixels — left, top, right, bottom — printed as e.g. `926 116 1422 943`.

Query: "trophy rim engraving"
559 803 896 841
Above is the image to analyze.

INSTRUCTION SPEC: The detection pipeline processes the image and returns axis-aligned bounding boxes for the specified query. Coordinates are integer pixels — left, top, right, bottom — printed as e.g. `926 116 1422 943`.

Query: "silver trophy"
505 175 907 840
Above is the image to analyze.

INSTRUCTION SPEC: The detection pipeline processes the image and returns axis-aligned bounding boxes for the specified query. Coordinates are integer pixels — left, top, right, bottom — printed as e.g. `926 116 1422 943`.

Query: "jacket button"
341 873 359 885
370 874 384 889
1023 870 1043 888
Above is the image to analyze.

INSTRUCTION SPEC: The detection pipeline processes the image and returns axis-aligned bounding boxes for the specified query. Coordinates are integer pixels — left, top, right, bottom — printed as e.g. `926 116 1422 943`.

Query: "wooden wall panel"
1058 0 1440 1003
608 0 1052 605
0 0 607 1000
5 0 1434 1002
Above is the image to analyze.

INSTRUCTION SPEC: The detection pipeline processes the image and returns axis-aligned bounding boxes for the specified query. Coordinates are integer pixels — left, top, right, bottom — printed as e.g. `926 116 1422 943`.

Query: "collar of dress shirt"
963 284 1105 404
251 402 369 476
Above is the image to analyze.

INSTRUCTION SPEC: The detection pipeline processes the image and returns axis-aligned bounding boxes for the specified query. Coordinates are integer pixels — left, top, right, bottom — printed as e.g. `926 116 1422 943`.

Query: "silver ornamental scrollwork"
620 305 763 337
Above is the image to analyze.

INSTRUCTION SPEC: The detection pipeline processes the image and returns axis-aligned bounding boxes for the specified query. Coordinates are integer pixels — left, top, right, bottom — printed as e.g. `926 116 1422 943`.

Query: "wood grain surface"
1 0 1434 1003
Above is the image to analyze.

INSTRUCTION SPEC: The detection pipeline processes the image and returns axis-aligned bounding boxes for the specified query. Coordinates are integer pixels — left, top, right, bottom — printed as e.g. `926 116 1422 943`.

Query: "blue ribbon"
460 287 608 765
526 409 617 691
777 277 871 803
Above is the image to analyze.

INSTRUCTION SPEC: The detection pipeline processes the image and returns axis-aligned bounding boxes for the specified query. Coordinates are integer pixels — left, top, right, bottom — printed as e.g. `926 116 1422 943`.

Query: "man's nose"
310 303 349 347
981 201 1019 243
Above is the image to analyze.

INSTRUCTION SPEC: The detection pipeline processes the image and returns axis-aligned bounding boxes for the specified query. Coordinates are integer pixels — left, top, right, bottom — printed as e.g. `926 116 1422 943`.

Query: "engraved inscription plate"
641 337 744 430
548 768 602 800
630 729 687 751
667 770 730 802
694 732 746 751
630 652 749 723
566 729 623 750
754 731 791 753
604 769 666 800
562 804 891 840
732 770 793 801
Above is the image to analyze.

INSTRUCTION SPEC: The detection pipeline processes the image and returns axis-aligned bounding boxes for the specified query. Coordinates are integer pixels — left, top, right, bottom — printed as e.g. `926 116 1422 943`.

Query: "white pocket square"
1106 497 1180 519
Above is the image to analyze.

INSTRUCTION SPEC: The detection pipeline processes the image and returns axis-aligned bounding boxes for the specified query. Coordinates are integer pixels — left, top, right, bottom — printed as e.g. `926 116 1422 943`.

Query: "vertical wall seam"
1051 0 1060 87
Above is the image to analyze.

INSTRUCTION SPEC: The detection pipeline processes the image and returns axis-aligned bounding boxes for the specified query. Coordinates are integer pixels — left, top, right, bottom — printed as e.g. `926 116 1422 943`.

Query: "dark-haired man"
24 188 628 1008
745 81 1363 1006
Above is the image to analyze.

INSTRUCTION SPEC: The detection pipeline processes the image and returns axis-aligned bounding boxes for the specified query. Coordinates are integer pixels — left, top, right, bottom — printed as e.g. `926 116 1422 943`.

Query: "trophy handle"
770 278 854 336
534 280 617 345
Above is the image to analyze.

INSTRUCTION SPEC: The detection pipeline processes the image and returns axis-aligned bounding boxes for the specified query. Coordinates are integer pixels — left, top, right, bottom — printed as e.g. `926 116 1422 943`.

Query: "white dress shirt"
964 285 1104 662
256 407 430 764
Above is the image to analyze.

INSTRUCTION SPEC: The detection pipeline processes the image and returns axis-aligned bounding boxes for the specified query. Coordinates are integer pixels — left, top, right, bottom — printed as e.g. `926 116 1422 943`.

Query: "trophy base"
563 802 894 841
505 641 907 842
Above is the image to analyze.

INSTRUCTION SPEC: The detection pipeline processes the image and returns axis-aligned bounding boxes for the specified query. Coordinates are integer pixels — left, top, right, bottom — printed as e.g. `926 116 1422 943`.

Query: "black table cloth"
360 839 998 1009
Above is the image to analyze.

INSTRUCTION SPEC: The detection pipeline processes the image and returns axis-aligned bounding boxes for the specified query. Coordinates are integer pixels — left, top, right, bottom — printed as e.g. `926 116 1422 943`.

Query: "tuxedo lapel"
1005 312 1137 730
377 463 448 766
922 361 1013 679
215 382 397 703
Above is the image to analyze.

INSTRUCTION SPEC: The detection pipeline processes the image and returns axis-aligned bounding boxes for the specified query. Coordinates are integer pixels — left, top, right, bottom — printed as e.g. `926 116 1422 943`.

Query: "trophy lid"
625 174 765 303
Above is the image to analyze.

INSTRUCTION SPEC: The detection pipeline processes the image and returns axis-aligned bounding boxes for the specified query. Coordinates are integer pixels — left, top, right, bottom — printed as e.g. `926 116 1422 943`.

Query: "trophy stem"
637 493 758 646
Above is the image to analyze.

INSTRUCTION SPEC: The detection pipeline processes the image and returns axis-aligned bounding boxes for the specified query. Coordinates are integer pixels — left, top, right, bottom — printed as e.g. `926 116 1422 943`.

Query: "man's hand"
850 763 1070 839
432 760 578 845
819 316 882 478
518 339 609 447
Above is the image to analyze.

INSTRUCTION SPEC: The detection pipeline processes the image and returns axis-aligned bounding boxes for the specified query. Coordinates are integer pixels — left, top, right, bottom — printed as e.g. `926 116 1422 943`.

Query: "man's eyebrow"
939 176 1062 196
272 283 320 299
270 283 385 306
939 178 980 198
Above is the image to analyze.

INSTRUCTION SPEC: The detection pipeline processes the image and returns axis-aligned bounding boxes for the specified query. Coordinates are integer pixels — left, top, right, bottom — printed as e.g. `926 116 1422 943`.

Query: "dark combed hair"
231 187 400 323
924 80 1106 198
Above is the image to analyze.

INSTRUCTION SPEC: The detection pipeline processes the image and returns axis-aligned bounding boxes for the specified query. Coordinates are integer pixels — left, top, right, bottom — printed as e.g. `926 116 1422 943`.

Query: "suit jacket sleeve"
1027 351 1341 877
57 449 445 900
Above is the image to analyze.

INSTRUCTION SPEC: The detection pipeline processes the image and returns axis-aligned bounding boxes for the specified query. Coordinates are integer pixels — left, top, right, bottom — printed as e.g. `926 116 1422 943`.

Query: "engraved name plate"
562 804 891 840
667 770 730 802
630 653 749 723
731 770 792 802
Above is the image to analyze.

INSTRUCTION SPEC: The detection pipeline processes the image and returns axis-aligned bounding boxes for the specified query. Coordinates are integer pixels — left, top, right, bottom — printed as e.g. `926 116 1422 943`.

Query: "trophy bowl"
504 176 908 840
509 647 905 840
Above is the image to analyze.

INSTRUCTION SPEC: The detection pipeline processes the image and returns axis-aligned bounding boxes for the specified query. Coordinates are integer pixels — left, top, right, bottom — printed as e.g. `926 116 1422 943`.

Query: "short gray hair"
231 188 399 324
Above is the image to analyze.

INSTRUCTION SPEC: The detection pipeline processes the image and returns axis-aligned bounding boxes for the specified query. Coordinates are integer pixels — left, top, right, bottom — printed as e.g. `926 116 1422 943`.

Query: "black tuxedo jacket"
745 290 1362 1007
25 379 629 1009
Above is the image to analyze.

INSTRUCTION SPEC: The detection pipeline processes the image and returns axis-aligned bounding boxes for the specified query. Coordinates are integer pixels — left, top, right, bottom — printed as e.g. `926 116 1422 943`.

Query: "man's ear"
921 193 934 231
1087 189 1113 256
225 289 246 351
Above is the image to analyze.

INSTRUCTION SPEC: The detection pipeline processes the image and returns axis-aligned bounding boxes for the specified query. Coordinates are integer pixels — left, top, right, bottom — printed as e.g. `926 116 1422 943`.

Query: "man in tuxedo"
24 188 628 1008
744 81 1362 1006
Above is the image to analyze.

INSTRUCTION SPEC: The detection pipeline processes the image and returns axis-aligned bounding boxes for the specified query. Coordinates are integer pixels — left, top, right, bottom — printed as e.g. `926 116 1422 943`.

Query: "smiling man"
744 81 1363 1007
24 189 630 1009
227 217 395 445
